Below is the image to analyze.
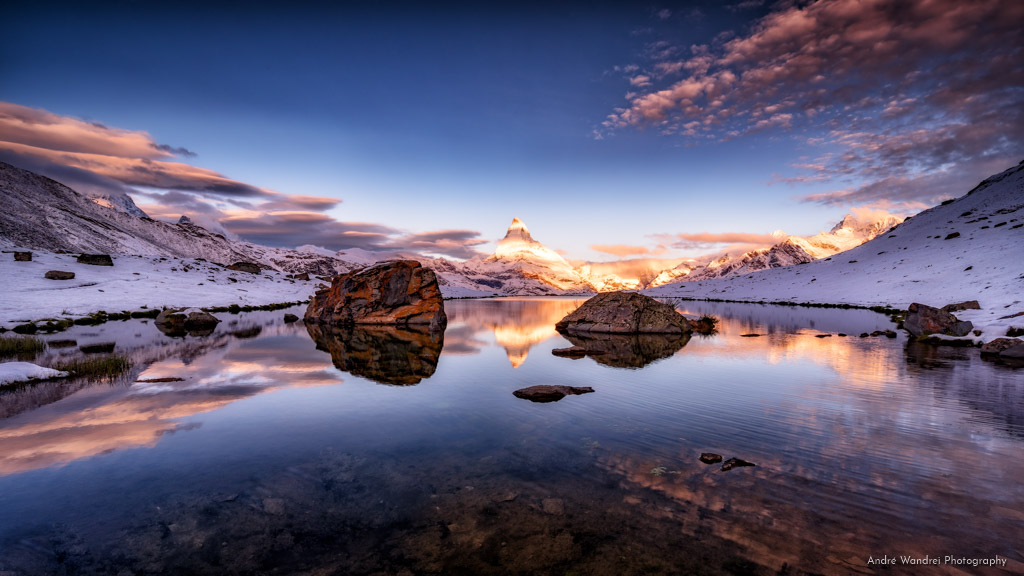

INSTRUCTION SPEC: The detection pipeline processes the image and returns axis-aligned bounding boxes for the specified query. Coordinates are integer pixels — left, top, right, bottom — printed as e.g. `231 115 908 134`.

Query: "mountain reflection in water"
0 299 1021 575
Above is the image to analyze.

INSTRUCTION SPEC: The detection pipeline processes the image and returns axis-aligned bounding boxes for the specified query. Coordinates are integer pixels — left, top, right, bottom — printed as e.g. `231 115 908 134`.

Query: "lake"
0 298 1021 575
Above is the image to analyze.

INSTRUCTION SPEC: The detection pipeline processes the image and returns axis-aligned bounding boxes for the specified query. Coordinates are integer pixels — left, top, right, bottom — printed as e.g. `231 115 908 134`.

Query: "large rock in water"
903 302 973 337
305 260 447 331
555 292 690 334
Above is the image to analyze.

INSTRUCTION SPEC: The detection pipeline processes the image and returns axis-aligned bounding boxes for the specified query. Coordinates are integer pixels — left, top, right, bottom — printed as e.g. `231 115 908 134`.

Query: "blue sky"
1 1 1021 261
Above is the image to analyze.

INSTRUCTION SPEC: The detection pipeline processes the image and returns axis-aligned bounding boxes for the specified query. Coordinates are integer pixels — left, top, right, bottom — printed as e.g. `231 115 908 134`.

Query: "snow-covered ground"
0 253 317 329
647 162 1024 342
0 362 67 385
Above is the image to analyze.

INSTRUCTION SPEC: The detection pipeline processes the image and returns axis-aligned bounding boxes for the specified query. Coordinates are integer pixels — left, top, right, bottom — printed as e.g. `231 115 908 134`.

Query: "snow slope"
0 253 317 328
647 161 1024 338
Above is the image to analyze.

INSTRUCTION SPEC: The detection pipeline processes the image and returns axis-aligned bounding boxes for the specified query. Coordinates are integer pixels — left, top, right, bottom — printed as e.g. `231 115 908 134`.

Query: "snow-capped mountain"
647 161 1024 327
649 212 902 287
0 161 348 275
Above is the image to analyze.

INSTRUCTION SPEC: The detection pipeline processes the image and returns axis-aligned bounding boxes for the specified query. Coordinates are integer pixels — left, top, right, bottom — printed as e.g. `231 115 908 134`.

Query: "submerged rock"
512 385 594 403
555 292 690 334
904 303 973 337
721 457 756 472
44 270 75 280
699 453 723 464
551 346 587 359
77 253 113 266
306 322 443 385
305 260 447 332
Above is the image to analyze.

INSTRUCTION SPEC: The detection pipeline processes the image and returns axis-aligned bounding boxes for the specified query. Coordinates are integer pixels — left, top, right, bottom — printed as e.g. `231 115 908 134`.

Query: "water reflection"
306 323 443 385
0 299 1021 576
558 332 690 368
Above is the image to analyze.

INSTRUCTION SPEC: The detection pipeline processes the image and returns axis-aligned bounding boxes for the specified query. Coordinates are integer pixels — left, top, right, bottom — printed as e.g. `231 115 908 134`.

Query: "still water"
0 298 1021 575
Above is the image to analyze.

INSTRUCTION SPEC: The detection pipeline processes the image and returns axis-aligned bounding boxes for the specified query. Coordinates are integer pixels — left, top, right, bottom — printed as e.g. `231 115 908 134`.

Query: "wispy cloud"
591 244 654 257
0 102 487 259
601 0 1024 207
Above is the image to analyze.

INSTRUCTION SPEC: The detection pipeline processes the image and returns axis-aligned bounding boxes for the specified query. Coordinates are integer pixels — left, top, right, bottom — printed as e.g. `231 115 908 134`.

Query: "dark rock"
980 337 1022 356
942 300 980 313
44 270 75 280
227 261 262 274
904 303 973 337
721 457 756 472
815 334 832 338
513 385 594 403
1000 344 1024 358
155 308 221 337
79 342 116 354
699 453 723 464
1007 326 1024 337
77 253 113 266
283 313 299 323
136 377 185 383
944 232 960 239
305 260 447 332
552 346 587 359
306 322 443 385
48 339 77 348
14 251 31 261
288 272 310 281
559 331 690 369
555 291 690 334
541 498 565 515
859 333 869 338
740 333 760 337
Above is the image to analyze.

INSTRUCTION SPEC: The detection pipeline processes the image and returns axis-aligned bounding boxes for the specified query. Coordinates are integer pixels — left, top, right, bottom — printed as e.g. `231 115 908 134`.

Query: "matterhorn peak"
502 217 536 243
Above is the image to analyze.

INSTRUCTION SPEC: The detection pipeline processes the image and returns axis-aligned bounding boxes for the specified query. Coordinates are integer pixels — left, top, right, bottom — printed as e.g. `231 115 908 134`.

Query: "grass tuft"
690 315 720 335
0 335 46 357
50 355 131 381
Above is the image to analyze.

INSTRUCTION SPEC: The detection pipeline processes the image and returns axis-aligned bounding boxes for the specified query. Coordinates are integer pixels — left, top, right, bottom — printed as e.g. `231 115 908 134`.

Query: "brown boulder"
306 322 443 385
44 270 75 280
980 337 1022 356
942 300 980 313
512 385 594 403
228 261 261 274
904 302 973 337
288 272 310 281
552 346 587 359
305 260 447 332
555 292 690 334
77 253 113 266
14 251 31 261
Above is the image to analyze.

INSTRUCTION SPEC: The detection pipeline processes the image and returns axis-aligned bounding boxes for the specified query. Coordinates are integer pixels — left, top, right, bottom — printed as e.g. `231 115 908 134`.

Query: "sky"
1 0 1021 262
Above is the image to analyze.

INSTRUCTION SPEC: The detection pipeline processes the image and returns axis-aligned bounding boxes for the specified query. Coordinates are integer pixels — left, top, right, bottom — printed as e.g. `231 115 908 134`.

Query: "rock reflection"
306 323 443 385
558 332 690 368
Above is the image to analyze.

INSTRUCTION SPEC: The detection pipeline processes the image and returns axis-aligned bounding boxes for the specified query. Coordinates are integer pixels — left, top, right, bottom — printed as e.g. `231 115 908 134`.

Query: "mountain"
649 213 902 287
646 161 1024 329
0 161 348 275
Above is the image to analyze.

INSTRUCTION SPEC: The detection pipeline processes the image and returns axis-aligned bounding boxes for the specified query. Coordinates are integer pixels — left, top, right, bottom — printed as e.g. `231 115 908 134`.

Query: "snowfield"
647 161 1024 341
0 253 317 329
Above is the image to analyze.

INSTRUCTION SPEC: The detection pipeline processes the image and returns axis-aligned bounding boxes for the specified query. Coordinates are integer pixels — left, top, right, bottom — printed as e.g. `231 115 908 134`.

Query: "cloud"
602 0 1024 206
0 101 487 259
656 8 672 20
590 244 652 257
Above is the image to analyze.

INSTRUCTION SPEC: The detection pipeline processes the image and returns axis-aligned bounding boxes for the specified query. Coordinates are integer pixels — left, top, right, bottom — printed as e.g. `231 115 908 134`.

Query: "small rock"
228 261 262 274
288 272 310 281
283 313 299 323
513 385 594 403
942 300 981 313
14 251 31 262
859 333 869 338
551 346 587 358
136 377 186 383
815 334 832 338
541 498 565 515
44 270 75 280
904 303 973 337
77 253 113 266
944 232 960 239
699 453 723 464
980 337 1022 356
740 333 761 337
721 457 756 472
